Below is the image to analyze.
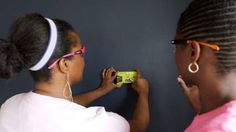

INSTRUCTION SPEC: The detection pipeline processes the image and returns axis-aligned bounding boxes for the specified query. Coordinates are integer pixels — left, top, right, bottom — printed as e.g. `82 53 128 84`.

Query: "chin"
72 79 82 85
78 75 83 82
71 75 83 84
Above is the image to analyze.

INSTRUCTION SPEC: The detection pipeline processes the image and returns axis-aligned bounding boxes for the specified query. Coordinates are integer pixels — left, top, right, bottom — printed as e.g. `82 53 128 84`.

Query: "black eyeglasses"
171 40 220 51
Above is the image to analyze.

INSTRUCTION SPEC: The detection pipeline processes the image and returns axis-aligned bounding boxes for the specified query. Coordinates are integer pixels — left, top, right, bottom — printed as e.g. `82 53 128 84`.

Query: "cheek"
175 49 181 70
76 58 84 76
78 58 85 75
71 58 85 82
175 49 187 75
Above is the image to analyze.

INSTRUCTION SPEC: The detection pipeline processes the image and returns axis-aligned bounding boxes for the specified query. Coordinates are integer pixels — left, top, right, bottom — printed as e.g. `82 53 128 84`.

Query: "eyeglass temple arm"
187 40 220 51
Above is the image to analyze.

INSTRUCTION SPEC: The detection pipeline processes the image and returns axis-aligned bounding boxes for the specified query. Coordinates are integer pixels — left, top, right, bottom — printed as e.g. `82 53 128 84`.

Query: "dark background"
0 0 194 131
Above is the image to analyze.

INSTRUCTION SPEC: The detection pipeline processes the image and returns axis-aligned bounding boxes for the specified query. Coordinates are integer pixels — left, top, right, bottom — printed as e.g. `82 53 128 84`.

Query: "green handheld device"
114 71 137 86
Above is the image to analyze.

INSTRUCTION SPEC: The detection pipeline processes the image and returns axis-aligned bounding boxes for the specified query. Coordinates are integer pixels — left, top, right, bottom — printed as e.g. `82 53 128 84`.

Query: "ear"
189 41 201 62
58 58 70 74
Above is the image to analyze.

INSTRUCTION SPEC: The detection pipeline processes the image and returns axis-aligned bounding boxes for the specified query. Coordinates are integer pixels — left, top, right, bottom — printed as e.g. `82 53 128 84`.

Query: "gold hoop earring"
63 72 73 102
188 62 199 73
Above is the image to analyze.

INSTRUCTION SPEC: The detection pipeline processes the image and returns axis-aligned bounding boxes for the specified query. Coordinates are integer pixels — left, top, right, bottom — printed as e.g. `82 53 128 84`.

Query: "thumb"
115 84 122 88
111 72 117 80
134 69 142 78
131 83 136 88
177 76 190 96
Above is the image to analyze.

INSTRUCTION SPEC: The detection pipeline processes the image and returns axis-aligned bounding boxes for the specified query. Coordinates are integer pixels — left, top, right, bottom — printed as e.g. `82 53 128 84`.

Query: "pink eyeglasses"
48 45 86 69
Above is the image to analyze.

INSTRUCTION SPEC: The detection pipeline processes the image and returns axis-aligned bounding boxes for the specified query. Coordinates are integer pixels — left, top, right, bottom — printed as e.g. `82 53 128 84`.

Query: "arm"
73 67 119 106
129 71 150 132
73 87 110 106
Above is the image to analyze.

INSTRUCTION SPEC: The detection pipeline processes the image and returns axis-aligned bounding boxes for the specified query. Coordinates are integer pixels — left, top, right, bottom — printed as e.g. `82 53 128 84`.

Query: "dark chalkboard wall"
0 0 194 131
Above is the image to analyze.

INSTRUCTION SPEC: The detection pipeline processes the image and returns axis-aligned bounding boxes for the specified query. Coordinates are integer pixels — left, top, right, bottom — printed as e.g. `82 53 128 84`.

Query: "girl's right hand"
131 70 149 96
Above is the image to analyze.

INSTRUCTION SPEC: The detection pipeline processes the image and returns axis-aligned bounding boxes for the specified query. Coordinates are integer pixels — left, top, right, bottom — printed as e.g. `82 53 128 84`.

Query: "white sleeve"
82 106 130 132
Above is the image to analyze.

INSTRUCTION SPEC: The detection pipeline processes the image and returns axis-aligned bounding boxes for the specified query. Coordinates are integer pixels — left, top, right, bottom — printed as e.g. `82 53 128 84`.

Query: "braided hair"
177 0 236 73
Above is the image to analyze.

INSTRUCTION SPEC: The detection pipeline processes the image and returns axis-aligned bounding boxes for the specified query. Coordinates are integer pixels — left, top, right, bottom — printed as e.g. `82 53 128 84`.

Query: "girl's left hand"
99 67 120 93
177 75 202 114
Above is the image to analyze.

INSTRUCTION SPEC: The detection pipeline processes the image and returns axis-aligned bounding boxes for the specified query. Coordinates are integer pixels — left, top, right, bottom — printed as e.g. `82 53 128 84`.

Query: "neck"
198 71 236 114
33 79 73 102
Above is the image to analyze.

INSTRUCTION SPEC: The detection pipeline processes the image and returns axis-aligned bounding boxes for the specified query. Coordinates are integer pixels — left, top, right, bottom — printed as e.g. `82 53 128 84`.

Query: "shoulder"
85 106 128 122
1 92 26 109
0 92 27 123
186 100 236 132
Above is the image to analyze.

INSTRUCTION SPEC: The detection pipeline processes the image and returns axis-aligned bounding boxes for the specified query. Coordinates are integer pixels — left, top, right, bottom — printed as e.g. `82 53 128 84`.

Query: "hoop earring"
63 72 73 102
188 62 199 73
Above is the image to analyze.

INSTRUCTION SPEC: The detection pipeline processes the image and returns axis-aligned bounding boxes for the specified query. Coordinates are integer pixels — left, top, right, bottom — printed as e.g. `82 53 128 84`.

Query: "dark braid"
177 0 236 73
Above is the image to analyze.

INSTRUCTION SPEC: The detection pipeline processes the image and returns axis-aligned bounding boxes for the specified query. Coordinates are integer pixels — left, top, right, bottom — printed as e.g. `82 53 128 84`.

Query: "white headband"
29 18 58 71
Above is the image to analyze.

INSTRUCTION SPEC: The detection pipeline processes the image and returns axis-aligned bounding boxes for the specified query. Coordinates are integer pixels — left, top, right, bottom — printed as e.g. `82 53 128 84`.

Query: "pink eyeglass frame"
48 45 86 69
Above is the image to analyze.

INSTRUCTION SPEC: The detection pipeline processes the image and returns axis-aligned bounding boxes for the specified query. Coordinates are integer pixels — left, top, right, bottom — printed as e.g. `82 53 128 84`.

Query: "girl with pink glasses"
0 13 149 132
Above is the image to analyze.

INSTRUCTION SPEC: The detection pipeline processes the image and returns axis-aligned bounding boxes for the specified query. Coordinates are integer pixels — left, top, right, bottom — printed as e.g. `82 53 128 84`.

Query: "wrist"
97 87 110 96
138 92 149 97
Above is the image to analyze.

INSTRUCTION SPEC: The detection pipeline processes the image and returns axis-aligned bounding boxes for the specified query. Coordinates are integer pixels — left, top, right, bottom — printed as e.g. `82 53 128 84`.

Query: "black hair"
177 0 236 73
0 13 76 81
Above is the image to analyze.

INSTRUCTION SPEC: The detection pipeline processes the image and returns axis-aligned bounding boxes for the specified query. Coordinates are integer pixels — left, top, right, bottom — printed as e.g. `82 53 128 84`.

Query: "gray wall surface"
0 0 194 131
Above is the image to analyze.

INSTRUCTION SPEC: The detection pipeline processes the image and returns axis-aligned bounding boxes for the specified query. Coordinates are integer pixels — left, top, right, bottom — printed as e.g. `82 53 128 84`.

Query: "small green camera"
114 71 137 86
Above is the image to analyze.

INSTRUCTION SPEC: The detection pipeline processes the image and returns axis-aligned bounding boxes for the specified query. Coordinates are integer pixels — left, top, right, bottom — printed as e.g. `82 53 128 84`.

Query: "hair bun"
0 39 24 79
